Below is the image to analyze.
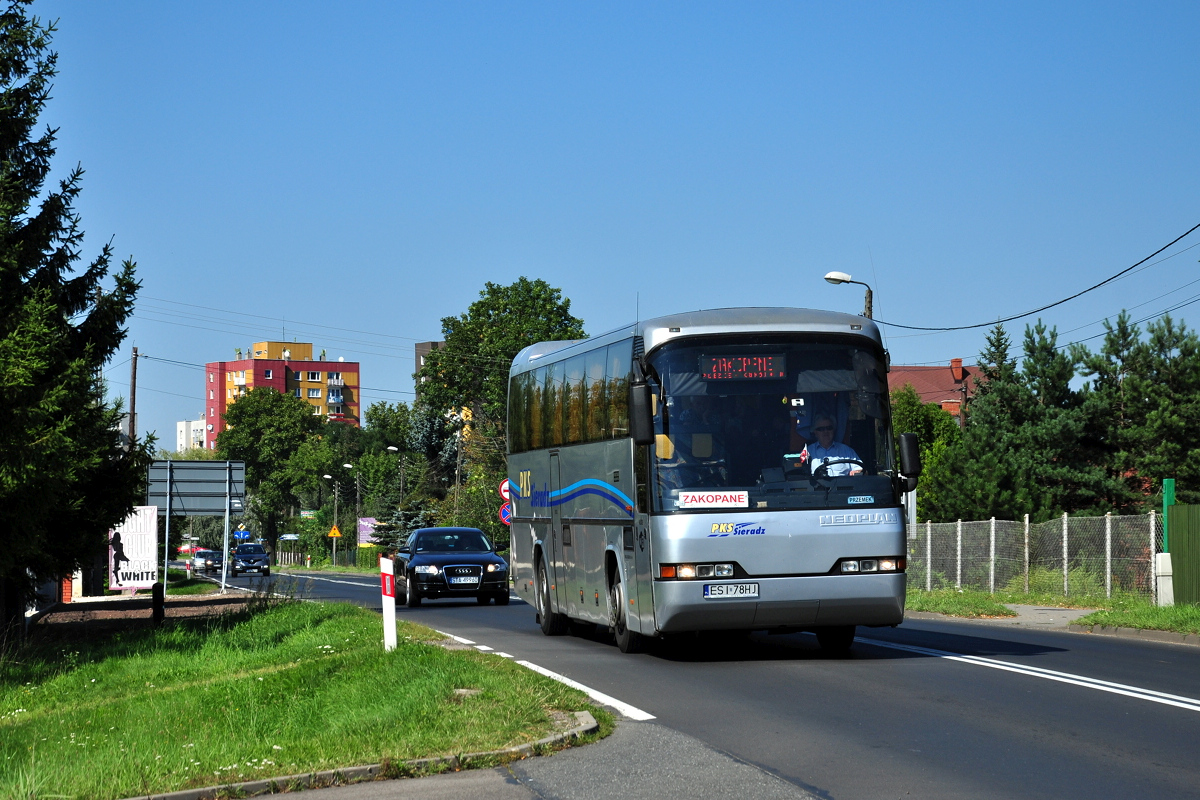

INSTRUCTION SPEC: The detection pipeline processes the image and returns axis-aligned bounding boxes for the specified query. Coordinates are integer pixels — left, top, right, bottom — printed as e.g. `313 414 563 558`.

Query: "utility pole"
332 480 339 566
128 346 138 444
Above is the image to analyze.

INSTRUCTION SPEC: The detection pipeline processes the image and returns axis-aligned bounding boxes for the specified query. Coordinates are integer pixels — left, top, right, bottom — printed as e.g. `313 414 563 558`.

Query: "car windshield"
236 545 265 555
647 335 898 512
414 531 491 553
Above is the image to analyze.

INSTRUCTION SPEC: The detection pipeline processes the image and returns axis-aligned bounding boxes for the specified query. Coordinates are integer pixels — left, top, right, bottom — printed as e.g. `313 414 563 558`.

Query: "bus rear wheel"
609 569 643 654
816 625 855 655
536 559 568 635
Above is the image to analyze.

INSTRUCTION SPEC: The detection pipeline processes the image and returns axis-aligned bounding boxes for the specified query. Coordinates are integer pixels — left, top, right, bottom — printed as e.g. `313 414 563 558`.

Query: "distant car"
192 549 223 574
231 543 270 577
396 527 509 607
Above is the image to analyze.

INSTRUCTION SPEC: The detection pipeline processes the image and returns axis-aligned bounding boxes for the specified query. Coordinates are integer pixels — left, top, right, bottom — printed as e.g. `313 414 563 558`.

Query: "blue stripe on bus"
507 479 635 517
553 479 635 508
554 488 636 517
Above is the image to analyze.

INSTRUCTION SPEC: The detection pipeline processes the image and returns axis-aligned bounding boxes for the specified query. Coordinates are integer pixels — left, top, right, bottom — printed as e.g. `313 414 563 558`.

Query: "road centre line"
860 637 1200 713
433 630 655 720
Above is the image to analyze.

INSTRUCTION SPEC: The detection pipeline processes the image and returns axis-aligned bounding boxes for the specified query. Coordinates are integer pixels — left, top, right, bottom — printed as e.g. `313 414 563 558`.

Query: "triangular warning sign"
329 525 342 538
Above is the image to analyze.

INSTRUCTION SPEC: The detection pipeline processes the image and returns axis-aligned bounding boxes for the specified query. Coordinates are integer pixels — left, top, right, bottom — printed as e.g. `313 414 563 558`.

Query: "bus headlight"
677 564 697 579
839 557 904 574
659 563 736 579
840 561 860 573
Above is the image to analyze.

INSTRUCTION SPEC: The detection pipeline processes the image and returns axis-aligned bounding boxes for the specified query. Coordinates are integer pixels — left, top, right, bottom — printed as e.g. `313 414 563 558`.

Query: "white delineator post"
1105 512 1112 599
380 554 397 651
926 520 932 592
989 517 996 594
956 519 962 590
1062 512 1069 596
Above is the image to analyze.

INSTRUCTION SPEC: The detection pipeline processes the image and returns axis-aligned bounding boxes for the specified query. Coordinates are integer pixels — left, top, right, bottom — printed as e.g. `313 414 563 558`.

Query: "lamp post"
824 271 873 319
323 473 339 565
386 446 405 506
344 462 360 530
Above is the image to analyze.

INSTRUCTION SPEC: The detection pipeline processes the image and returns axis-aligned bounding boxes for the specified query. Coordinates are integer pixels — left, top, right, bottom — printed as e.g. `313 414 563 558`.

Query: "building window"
293 371 301 381
264 369 273 379
307 371 321 381
208 373 214 383
313 406 323 415
327 372 341 381
328 390 342 402
293 388 301 397
209 408 214 417
308 388 322 398
209 390 213 400
330 405 342 415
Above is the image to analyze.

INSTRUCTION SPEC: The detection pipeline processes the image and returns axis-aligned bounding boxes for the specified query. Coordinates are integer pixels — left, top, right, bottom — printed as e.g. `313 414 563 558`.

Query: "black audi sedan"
397 527 509 607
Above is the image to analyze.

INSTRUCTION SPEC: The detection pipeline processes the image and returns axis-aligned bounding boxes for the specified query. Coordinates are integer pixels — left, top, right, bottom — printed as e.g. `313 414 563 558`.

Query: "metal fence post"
1105 512 1112 598
956 519 962 590
1023 513 1030 594
1150 510 1157 606
1062 512 1069 596
926 519 932 592
989 517 996 594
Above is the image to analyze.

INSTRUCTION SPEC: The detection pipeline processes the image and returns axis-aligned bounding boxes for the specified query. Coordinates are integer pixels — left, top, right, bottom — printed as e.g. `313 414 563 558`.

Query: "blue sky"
35 1 1200 445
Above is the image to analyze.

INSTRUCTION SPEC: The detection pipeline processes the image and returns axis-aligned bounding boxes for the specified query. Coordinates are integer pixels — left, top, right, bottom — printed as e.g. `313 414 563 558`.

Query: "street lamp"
343 462 360 539
323 473 340 566
824 271 873 319
386 446 405 506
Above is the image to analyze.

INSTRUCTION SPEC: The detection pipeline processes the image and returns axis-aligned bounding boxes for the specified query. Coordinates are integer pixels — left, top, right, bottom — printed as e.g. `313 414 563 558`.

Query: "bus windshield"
647 335 896 512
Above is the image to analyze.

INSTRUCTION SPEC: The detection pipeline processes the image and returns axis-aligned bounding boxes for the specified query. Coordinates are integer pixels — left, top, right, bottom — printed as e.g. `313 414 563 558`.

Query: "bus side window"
584 349 607 442
607 340 631 439
530 367 545 450
565 354 586 445
545 361 564 447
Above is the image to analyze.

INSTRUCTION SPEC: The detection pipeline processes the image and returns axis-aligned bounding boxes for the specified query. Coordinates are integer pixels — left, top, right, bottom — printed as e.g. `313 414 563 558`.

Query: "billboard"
147 460 245 516
110 506 158 591
358 517 377 546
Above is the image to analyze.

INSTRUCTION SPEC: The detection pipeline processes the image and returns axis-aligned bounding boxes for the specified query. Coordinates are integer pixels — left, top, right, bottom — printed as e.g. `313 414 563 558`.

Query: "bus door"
626 512 654 635
549 453 569 610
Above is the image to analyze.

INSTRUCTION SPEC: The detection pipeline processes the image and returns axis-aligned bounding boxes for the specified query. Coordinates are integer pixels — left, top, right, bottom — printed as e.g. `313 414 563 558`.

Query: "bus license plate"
704 583 759 599
449 576 479 585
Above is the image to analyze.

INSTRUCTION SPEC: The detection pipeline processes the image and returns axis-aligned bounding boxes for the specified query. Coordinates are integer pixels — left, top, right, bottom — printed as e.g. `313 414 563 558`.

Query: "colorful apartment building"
203 341 361 449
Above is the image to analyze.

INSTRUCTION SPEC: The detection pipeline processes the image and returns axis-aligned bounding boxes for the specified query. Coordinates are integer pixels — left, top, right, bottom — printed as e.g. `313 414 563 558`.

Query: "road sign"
499 502 512 526
498 478 511 501
328 525 342 538
233 531 250 540
147 460 245 516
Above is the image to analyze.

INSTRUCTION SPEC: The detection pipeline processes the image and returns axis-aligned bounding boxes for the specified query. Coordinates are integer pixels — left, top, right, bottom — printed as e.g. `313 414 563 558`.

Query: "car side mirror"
898 432 922 493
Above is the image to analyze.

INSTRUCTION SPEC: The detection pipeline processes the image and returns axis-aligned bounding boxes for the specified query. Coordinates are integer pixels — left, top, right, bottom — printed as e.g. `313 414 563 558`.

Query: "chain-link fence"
908 512 1163 600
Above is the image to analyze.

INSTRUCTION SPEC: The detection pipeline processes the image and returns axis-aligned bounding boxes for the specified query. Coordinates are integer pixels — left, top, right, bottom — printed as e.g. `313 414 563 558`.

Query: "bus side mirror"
898 432 921 493
630 382 654 446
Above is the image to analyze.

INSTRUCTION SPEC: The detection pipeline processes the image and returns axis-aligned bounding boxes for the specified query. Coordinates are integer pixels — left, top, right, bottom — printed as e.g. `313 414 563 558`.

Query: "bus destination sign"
699 354 786 381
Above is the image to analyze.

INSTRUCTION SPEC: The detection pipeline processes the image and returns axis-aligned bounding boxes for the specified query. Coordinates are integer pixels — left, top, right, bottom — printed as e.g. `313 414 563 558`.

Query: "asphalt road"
258 569 1200 800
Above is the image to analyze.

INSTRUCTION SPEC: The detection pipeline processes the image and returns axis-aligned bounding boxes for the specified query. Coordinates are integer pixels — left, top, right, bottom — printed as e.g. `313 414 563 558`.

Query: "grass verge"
0 599 612 799
1073 603 1200 635
906 588 1016 618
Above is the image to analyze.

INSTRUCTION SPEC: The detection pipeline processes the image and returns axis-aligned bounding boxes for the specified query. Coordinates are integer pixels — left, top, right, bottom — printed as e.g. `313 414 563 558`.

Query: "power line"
874 221 1200 332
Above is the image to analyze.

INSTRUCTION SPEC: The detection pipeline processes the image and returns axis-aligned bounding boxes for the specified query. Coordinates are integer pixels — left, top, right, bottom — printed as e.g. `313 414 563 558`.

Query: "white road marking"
497 652 514 658
516 659 656 721
281 574 377 588
475 645 494 652
862 638 1200 713
435 630 477 645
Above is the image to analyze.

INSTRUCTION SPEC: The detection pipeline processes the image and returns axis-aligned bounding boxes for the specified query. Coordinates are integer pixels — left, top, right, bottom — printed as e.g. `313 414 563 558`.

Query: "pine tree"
0 2 153 631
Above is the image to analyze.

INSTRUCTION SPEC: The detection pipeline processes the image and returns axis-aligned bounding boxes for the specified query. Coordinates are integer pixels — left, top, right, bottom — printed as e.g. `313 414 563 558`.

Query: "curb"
1067 623 1200 647
120 710 599 800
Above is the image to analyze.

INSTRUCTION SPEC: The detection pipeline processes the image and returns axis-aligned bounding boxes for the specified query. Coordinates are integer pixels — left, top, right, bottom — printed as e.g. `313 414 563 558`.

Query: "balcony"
327 377 344 386
232 376 246 386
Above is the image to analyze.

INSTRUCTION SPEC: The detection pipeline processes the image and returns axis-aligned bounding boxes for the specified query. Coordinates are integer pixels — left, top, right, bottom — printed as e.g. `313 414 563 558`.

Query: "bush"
1003 565 1106 597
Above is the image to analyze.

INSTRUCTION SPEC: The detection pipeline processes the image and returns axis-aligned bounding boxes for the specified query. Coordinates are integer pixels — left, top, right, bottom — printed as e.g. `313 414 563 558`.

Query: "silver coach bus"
506 308 921 653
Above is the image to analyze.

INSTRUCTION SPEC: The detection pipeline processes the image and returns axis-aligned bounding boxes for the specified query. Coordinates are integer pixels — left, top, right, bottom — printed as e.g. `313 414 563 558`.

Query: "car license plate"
449 576 479 584
703 582 759 599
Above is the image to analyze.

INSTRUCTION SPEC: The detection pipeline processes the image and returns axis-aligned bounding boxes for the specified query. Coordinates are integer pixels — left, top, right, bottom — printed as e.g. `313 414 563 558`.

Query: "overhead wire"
873 220 1200 332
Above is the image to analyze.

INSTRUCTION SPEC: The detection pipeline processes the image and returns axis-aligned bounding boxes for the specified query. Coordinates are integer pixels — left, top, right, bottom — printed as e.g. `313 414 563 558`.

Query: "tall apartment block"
203 341 360 449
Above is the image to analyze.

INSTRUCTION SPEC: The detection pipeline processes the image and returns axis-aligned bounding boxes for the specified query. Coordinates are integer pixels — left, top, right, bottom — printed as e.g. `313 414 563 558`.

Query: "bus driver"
803 413 862 476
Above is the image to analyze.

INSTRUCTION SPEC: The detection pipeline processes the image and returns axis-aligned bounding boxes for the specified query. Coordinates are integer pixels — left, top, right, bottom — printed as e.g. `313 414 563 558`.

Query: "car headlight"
487 563 507 572
414 565 440 575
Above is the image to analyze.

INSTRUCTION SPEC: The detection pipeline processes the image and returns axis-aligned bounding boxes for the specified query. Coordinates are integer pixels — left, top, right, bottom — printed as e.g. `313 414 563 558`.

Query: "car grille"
443 564 483 588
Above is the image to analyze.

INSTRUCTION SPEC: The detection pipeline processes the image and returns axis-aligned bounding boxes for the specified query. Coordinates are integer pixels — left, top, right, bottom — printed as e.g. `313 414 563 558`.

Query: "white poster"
110 506 159 591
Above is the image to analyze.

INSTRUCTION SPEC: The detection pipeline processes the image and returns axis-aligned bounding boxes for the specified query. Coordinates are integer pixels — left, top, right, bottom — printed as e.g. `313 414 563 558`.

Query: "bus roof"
510 307 883 374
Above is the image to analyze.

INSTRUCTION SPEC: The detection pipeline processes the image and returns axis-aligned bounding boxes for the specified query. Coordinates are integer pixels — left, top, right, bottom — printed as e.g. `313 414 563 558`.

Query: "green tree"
416 277 586 424
216 387 322 550
0 3 154 630
889 384 961 520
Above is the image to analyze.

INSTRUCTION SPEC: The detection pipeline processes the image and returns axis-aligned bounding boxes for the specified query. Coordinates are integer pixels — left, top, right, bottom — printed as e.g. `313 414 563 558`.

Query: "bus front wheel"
536 559 568 636
816 625 855 655
609 569 643 654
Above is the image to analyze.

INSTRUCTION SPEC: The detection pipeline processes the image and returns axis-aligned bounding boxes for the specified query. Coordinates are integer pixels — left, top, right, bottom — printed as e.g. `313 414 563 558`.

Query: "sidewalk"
226 720 816 800
905 604 1200 646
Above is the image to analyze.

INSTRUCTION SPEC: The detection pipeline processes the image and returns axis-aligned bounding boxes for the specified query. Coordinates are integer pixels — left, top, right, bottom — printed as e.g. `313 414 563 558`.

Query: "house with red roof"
889 358 977 423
